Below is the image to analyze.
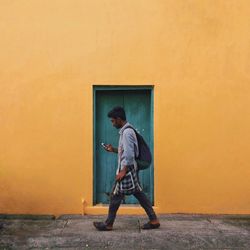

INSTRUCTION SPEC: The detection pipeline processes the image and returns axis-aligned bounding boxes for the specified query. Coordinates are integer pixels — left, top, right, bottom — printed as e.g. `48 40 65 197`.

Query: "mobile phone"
101 142 108 149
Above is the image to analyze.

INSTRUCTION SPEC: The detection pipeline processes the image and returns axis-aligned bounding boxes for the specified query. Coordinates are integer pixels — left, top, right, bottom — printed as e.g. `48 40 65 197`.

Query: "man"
93 106 160 231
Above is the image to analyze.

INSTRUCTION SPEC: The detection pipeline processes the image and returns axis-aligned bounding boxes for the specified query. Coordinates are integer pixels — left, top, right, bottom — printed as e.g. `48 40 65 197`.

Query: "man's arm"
120 129 136 168
113 147 118 153
116 129 136 181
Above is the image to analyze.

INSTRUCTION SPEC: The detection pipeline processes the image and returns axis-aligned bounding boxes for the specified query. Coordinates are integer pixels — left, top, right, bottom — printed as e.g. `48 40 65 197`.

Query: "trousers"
105 190 157 226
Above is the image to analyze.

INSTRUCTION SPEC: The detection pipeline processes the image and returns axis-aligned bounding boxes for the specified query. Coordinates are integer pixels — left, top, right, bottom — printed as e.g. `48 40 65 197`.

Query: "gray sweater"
116 122 139 173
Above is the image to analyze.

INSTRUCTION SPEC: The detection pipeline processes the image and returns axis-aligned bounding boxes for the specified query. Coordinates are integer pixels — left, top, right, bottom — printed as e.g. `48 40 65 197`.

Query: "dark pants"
105 190 158 226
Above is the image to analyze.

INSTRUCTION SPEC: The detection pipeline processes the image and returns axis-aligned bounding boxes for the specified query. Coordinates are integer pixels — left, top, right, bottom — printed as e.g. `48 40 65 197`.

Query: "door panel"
94 89 153 205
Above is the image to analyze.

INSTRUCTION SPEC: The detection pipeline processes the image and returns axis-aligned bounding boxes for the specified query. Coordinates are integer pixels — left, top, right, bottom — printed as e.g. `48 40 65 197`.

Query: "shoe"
141 221 160 230
93 221 113 231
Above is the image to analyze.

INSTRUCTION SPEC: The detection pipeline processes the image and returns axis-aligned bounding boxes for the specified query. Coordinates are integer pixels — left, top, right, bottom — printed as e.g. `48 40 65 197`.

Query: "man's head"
107 106 127 129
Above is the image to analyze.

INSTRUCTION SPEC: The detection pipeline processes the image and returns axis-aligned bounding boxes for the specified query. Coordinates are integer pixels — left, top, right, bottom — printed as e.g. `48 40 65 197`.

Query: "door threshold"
95 204 142 207
85 205 159 215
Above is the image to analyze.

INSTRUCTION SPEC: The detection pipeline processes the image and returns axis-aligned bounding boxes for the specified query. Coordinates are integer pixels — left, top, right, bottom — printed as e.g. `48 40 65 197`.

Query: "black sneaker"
93 221 113 231
142 221 160 230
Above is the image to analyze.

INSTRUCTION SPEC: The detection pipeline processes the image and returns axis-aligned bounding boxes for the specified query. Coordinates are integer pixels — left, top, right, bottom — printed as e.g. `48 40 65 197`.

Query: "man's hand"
104 144 114 152
104 144 118 153
115 168 127 181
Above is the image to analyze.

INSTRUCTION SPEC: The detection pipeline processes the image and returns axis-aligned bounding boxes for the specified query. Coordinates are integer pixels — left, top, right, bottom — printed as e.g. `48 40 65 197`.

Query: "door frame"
93 85 154 205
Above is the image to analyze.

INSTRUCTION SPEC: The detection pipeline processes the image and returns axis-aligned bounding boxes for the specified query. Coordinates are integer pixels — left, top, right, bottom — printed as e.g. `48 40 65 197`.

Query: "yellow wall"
0 0 250 216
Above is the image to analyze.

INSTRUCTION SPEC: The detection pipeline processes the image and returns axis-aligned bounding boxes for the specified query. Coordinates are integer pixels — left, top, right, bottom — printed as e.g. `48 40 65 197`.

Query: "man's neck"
120 121 127 128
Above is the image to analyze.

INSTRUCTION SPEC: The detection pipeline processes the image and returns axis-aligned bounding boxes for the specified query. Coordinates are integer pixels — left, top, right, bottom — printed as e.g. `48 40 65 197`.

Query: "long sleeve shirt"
117 122 139 173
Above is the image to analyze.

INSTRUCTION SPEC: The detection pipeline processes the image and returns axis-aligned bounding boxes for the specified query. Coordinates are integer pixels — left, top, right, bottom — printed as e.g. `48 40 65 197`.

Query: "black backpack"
124 126 152 170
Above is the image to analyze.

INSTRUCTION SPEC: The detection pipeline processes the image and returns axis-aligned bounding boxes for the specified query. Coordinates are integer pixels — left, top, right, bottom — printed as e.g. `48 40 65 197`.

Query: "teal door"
94 87 154 205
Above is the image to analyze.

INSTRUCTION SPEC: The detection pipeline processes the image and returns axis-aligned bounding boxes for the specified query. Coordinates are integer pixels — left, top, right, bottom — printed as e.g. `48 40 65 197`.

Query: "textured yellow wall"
0 0 249 216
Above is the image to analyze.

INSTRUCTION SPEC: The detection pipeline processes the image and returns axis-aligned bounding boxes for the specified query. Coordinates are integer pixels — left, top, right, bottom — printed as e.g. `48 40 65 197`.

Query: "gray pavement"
0 214 250 249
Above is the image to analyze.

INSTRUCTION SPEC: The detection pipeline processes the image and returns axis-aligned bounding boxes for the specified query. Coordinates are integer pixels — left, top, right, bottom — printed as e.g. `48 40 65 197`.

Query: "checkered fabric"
114 165 142 195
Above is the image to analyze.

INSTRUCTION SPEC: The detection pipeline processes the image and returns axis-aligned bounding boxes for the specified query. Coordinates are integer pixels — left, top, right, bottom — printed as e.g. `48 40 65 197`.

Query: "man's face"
110 117 122 129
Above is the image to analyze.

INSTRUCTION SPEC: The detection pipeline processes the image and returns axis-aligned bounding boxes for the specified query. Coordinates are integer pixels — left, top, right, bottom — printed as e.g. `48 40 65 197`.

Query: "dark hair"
107 106 126 121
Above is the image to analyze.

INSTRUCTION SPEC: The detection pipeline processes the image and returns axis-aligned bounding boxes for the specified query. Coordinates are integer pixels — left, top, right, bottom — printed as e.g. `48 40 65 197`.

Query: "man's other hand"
115 169 126 181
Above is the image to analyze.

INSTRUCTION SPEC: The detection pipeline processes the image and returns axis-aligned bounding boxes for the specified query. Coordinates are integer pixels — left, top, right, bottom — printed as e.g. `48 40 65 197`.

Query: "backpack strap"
124 125 138 135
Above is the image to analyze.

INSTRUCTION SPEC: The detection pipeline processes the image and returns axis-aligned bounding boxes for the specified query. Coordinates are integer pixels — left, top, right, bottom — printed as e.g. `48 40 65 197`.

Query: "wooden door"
94 88 154 205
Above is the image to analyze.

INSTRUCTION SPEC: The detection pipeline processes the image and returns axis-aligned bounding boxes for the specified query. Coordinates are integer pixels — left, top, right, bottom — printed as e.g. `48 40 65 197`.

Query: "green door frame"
93 85 154 205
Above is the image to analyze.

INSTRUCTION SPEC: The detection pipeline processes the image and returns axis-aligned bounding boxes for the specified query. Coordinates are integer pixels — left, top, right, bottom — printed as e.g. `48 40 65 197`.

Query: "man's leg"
105 192 124 226
133 191 158 222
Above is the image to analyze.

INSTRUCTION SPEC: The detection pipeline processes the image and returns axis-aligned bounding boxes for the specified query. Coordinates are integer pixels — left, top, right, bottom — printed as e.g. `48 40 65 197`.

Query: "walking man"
93 106 160 231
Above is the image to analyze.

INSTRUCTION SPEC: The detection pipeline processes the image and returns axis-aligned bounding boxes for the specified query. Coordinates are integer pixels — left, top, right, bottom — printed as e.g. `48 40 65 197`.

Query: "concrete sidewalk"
0 214 250 249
